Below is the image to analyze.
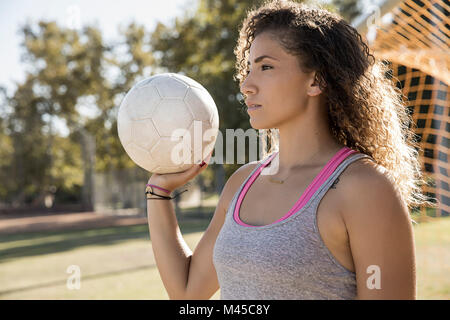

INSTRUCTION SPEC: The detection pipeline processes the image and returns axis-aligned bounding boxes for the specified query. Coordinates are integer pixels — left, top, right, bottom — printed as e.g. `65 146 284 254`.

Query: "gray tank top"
213 148 373 300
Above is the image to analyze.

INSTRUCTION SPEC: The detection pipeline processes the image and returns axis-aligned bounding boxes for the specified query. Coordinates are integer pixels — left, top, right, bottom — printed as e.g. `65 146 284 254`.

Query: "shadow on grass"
0 213 213 263
0 205 442 263
0 264 157 297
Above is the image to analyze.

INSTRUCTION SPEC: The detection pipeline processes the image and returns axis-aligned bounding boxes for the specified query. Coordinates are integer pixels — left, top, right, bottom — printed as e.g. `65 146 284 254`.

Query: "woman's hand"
147 152 213 193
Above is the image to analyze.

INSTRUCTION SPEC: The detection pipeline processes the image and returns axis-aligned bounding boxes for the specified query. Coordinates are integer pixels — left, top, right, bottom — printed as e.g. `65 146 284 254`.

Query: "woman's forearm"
147 197 192 299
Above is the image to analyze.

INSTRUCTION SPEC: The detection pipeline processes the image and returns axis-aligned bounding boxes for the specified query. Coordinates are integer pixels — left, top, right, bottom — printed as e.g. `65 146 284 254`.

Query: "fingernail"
199 161 206 167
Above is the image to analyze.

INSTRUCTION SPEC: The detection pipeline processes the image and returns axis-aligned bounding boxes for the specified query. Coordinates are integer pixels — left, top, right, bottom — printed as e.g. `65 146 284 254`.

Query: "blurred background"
0 0 448 299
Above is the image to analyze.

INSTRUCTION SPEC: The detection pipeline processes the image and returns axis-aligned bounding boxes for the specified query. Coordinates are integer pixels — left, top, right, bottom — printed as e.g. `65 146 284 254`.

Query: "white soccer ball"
117 73 219 174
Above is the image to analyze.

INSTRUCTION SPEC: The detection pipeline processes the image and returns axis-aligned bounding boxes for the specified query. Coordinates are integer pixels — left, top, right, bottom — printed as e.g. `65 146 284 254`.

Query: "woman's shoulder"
343 154 390 186
347 152 380 169
339 155 391 198
228 152 275 185
225 159 262 191
338 154 408 223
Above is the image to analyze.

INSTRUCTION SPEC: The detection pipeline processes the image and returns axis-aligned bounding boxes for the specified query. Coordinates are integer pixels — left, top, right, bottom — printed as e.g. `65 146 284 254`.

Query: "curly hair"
233 0 437 213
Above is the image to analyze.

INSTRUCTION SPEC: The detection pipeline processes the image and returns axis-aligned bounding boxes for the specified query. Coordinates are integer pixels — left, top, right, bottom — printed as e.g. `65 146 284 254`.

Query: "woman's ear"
308 72 325 97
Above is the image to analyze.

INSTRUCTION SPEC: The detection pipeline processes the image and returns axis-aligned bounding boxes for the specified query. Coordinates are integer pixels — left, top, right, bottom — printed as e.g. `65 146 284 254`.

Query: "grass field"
0 215 448 300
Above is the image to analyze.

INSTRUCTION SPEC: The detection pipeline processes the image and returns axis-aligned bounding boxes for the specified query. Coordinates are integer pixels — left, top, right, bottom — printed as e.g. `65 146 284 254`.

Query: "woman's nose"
240 75 256 96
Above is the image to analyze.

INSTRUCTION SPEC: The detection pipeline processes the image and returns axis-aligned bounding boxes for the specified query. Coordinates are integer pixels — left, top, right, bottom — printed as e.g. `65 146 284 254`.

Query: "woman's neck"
275 111 343 172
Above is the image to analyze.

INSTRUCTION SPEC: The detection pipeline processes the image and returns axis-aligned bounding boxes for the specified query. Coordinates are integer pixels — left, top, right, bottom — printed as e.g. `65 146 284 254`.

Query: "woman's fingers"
149 151 213 190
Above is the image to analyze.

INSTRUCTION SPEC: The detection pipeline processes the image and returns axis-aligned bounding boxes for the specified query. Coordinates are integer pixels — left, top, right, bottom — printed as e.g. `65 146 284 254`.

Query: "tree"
2 21 154 207
331 0 362 23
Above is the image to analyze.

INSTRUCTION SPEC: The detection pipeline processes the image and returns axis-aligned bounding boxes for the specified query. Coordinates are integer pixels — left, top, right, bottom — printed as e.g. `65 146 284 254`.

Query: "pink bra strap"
286 147 357 216
233 152 278 224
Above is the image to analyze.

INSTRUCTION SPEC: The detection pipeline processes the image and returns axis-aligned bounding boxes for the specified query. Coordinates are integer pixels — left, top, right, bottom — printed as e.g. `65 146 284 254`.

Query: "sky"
0 0 195 95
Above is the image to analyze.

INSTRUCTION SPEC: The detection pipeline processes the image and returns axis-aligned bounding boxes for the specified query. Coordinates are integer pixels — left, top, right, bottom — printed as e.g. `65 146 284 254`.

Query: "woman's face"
240 31 321 130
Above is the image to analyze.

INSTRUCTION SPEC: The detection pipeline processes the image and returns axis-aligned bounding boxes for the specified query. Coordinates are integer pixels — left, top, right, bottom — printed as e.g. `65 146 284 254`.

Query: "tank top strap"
227 152 278 215
307 152 374 213
239 152 278 192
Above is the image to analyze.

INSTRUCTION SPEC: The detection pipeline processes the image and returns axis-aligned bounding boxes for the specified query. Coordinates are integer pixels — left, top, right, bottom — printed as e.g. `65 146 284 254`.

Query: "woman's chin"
249 119 274 130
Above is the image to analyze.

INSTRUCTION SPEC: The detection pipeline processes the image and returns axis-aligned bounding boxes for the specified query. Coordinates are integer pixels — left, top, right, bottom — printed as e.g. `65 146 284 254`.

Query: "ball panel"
150 136 192 167
152 76 189 99
133 76 157 89
171 73 203 90
131 119 160 151
187 120 218 164
210 107 219 130
152 100 194 137
184 87 217 122
125 142 156 172
125 85 161 121
117 104 133 145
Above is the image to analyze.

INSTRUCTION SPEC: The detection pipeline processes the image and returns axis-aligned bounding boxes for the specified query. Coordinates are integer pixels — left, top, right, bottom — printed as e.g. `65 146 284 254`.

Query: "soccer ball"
117 73 219 174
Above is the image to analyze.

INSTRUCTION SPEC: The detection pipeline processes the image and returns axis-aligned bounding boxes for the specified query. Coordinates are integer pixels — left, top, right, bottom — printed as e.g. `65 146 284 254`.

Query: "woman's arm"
340 166 416 299
147 160 258 299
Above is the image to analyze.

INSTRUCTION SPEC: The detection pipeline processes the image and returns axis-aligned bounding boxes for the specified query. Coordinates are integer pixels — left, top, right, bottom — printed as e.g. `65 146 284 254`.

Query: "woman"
145 0 434 300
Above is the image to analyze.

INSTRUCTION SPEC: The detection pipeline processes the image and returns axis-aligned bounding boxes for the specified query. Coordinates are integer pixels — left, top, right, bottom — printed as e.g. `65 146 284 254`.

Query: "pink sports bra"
233 146 358 227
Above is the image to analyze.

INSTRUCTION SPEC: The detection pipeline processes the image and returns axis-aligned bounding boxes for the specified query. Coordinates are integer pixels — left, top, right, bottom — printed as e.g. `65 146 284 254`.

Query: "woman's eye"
245 65 272 75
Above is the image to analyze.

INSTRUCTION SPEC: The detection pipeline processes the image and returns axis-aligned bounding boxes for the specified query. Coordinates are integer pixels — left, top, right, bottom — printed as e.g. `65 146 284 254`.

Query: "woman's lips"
247 105 262 112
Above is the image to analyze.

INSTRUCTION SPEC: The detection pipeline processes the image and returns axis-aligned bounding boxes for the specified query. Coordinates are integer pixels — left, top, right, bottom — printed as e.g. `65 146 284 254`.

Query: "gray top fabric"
213 152 373 300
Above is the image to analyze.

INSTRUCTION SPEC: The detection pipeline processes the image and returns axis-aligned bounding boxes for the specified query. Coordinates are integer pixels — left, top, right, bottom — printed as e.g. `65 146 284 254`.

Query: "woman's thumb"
186 151 212 175
181 160 206 179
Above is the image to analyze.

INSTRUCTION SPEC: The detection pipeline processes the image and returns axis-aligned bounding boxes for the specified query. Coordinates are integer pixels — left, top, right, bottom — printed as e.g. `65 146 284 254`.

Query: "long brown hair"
234 0 436 212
